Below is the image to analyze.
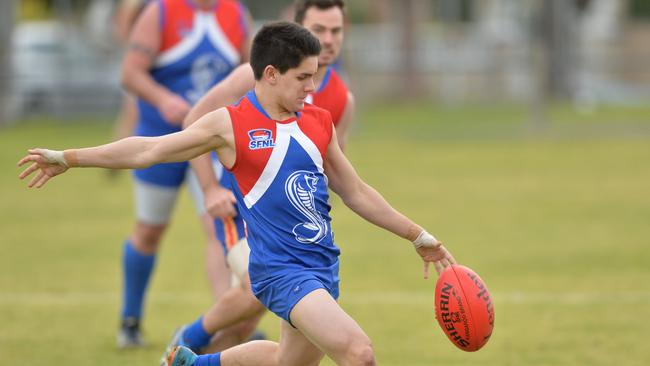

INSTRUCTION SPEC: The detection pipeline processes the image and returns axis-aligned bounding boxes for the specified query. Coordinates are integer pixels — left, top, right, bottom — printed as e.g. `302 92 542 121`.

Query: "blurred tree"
630 0 650 18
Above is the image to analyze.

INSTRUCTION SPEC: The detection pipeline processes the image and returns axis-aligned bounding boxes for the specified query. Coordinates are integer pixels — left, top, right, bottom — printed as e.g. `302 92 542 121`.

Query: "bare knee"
344 339 376 366
132 222 166 254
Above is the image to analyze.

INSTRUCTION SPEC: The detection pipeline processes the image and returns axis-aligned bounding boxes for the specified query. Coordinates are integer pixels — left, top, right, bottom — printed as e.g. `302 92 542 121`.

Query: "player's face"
301 7 344 67
276 56 318 112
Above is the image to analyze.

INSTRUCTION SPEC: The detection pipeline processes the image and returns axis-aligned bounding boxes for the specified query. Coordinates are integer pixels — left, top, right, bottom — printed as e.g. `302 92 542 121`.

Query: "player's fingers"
227 190 236 202
423 261 430 279
17 155 37 167
447 252 457 265
219 202 236 217
226 205 236 217
35 173 51 188
28 171 45 188
434 260 444 276
19 163 39 179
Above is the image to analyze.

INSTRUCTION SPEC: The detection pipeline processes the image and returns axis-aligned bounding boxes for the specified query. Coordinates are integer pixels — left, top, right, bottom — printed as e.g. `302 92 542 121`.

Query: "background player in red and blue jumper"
117 0 250 347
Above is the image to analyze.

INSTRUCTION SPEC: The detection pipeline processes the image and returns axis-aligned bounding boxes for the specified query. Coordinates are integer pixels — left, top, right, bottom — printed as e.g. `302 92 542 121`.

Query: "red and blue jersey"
225 91 340 284
212 68 349 251
306 67 348 126
137 0 248 137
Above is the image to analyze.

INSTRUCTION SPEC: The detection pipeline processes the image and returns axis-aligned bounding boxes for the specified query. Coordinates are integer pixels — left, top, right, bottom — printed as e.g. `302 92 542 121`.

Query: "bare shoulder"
194 107 233 135
134 0 159 25
128 0 160 45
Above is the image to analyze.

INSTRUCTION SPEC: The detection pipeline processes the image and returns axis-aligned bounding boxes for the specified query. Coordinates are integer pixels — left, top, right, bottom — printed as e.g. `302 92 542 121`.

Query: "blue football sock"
194 353 221 366
183 317 213 351
121 240 156 319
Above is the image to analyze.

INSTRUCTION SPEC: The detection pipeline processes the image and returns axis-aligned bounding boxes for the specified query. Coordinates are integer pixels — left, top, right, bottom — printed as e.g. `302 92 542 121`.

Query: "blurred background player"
165 0 355 355
117 0 251 348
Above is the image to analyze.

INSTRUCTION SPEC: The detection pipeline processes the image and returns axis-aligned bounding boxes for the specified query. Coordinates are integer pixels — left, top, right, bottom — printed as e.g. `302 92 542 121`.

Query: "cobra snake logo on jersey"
284 170 329 244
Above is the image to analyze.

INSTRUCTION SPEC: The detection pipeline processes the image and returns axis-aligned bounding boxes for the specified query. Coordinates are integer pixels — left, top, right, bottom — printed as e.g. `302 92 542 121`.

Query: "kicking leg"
291 289 376 366
206 320 323 366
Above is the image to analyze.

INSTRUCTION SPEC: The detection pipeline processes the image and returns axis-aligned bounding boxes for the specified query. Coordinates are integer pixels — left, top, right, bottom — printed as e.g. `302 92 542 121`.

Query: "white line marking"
1 291 649 306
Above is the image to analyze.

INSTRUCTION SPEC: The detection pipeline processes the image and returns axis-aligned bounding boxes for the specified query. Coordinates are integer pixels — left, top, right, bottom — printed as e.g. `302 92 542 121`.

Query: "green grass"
2 104 650 365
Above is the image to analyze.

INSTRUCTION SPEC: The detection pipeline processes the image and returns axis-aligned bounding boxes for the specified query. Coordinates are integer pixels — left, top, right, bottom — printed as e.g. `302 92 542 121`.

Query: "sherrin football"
434 264 494 352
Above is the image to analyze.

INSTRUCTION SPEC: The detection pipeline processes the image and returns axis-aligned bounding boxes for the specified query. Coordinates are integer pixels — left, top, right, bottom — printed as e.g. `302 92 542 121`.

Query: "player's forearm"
63 136 160 169
342 182 423 242
190 153 221 191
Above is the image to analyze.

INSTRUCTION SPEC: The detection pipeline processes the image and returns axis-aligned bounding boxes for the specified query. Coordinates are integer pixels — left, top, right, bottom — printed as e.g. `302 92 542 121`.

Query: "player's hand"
159 94 191 125
417 243 456 279
17 148 70 188
204 185 237 219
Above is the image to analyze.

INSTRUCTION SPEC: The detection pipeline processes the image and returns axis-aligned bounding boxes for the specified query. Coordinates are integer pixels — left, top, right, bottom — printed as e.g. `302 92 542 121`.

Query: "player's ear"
263 65 279 85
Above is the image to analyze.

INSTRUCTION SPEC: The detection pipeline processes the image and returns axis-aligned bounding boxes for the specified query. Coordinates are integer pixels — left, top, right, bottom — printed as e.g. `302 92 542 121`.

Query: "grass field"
2 103 650 365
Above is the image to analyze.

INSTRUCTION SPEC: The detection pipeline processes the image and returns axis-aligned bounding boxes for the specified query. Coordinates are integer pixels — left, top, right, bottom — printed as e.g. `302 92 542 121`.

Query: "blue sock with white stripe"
183 317 213 352
194 353 221 366
121 240 156 319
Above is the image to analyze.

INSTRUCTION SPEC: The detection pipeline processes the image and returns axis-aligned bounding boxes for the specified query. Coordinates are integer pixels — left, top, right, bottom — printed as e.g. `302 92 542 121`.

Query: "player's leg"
168 289 372 366
202 237 266 352
186 169 231 299
203 310 265 353
119 178 180 348
291 289 376 366
172 241 265 353
213 285 375 365
200 213 231 299
221 320 324 366
173 319 324 366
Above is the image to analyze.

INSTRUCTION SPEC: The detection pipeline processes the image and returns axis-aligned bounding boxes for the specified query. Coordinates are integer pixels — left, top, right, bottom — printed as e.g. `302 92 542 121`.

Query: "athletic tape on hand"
412 230 440 249
41 149 69 168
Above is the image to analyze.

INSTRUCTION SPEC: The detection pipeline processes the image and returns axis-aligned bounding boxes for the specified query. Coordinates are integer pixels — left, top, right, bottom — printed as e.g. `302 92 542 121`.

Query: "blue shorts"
134 161 189 188
252 265 340 325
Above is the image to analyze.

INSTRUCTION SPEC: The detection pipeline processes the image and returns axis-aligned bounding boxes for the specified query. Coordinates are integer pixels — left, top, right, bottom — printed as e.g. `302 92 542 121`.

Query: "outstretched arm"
181 64 255 218
324 132 456 278
18 108 232 188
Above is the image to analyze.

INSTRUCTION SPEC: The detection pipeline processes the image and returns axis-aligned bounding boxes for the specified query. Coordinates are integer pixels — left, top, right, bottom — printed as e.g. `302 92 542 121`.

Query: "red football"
434 264 495 352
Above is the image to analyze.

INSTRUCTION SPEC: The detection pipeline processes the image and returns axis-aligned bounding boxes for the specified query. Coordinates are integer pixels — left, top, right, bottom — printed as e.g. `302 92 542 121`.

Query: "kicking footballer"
18 22 455 366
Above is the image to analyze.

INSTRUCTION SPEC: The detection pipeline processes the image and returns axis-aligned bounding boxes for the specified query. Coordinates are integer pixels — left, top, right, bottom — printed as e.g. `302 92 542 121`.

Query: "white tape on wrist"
41 149 69 168
412 230 440 249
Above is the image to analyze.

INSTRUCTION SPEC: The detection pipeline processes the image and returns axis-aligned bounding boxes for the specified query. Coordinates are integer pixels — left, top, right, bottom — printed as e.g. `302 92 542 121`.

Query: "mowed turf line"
1 104 649 366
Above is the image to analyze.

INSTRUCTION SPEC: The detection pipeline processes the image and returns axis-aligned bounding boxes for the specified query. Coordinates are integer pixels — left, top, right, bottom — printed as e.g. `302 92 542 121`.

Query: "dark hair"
294 0 345 25
250 21 321 80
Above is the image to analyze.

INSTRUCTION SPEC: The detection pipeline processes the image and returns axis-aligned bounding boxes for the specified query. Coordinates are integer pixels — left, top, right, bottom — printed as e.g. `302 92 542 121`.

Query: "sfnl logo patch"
248 129 275 150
